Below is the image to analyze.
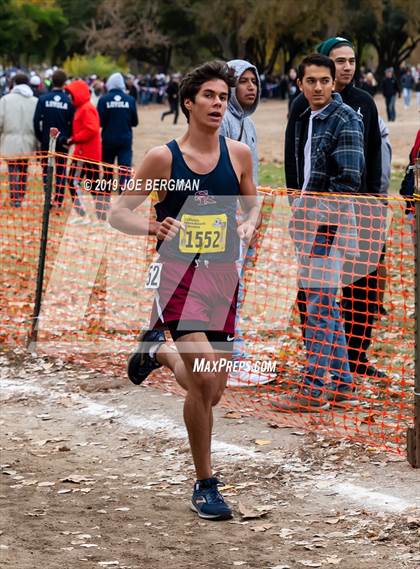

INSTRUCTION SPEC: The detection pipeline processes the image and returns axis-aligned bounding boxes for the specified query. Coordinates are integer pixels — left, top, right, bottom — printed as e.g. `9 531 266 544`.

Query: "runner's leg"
156 332 228 480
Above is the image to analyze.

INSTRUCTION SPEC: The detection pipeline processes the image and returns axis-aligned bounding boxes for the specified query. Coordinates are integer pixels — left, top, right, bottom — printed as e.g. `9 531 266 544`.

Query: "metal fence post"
407 158 420 467
27 128 59 351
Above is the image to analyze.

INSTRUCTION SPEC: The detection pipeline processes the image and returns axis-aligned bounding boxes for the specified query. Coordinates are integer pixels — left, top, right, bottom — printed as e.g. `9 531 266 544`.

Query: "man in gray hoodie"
220 60 274 387
220 60 260 183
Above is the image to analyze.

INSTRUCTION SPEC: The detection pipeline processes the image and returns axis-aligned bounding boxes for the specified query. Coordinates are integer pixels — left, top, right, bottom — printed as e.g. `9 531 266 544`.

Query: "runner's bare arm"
109 146 183 239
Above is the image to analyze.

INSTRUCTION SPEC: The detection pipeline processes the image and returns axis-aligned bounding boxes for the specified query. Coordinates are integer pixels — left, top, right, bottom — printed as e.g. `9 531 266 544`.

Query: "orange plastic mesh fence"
0 154 415 454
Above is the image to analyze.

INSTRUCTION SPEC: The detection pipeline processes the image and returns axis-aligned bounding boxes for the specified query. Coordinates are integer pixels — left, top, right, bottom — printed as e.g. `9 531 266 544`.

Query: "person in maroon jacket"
65 80 106 225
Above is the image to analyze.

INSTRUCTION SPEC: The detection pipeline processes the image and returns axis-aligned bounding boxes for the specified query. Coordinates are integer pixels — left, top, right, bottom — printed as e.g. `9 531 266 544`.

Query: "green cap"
316 37 353 56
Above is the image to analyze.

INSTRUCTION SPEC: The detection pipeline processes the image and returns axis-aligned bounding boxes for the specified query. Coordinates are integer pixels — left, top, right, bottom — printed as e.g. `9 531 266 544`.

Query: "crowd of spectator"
1 62 419 113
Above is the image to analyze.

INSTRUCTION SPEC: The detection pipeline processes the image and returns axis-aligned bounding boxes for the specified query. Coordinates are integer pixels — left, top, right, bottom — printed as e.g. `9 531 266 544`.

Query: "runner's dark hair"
179 60 236 121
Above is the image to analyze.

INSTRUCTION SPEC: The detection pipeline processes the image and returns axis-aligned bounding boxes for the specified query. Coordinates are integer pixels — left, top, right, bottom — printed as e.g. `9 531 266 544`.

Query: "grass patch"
259 161 406 195
258 162 285 188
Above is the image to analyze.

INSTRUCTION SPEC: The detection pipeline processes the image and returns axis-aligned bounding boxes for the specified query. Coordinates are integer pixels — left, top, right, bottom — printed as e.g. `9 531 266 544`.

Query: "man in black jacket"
98 72 139 191
285 36 386 380
33 69 74 208
161 76 180 124
381 68 400 121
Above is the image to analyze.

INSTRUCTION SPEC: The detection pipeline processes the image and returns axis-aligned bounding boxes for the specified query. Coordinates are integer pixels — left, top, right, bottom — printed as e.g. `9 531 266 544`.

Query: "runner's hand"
237 220 257 245
156 217 185 241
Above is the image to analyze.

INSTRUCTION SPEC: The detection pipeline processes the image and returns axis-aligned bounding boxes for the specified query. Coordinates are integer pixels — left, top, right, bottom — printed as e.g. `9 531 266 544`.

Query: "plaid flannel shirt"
295 92 365 195
290 93 365 268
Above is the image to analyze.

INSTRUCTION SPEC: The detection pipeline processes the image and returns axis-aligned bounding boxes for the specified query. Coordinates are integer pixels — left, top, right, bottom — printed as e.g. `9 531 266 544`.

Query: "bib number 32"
145 263 162 289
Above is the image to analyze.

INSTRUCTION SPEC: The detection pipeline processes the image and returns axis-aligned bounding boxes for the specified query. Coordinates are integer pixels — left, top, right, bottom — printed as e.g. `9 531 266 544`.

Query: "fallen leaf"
255 439 272 446
324 556 342 565
251 523 274 533
407 516 420 528
325 518 340 525
25 509 46 517
278 528 294 538
223 411 243 419
238 502 273 520
61 475 95 484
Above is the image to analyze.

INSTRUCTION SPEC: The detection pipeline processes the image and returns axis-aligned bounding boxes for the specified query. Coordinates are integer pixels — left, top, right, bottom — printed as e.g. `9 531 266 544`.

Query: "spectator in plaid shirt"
274 53 364 412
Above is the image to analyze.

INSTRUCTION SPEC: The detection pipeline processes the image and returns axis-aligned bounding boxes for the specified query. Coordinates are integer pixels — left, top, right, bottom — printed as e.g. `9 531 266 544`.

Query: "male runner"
109 61 260 521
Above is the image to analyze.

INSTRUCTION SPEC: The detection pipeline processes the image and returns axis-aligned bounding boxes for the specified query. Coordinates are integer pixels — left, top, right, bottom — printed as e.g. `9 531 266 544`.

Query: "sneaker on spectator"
50 204 64 215
353 362 387 380
127 329 165 385
271 387 330 412
90 218 107 228
326 387 359 407
227 369 276 387
69 215 90 225
190 477 232 521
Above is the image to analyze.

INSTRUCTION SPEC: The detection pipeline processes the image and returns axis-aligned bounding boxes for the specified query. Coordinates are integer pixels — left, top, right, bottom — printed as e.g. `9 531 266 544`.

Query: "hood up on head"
11 84 34 98
65 80 91 107
226 59 260 119
106 72 126 92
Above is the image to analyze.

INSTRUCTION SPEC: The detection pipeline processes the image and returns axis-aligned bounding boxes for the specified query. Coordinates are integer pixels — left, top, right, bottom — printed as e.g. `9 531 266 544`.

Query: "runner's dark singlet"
155 136 240 262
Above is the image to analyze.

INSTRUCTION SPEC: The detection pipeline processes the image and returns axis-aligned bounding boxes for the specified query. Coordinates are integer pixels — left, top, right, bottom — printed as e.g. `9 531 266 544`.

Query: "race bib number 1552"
179 213 227 254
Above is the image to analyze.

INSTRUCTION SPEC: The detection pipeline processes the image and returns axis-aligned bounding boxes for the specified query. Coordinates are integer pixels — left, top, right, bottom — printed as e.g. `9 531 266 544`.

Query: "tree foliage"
337 0 420 77
0 0 67 65
63 54 128 78
0 0 418 77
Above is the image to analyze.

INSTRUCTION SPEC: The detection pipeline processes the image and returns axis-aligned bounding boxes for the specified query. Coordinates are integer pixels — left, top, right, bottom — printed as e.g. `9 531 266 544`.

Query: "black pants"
162 99 179 124
68 161 109 220
41 150 68 206
7 160 28 206
102 144 132 191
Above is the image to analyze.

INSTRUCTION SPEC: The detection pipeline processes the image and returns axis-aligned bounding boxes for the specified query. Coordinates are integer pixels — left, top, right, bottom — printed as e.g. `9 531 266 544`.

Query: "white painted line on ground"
2 377 418 513
334 482 413 513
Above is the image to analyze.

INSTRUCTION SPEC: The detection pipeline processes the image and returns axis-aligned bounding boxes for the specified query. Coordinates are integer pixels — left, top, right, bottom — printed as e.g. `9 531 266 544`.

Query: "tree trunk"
265 39 282 76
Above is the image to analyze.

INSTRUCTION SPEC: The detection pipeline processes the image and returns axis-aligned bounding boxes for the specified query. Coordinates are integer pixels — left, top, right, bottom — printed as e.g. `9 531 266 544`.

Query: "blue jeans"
385 95 396 121
303 287 352 396
403 88 412 107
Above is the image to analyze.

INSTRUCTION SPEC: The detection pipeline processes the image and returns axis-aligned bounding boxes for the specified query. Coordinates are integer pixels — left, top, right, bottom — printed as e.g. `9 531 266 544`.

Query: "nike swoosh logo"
226 335 235 341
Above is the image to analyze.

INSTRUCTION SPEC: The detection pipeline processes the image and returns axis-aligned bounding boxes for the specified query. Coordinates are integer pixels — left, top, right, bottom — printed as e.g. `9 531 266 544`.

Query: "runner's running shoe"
191 477 233 521
127 330 165 385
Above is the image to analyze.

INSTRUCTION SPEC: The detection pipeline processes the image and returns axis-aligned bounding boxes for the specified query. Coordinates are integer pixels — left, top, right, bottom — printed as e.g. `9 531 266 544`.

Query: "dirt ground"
132 96 418 170
1 349 420 569
1 90 419 569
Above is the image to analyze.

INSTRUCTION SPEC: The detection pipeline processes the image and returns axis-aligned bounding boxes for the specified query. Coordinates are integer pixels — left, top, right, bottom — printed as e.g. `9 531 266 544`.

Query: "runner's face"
297 65 335 110
236 69 258 109
185 79 229 128
329 45 356 91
